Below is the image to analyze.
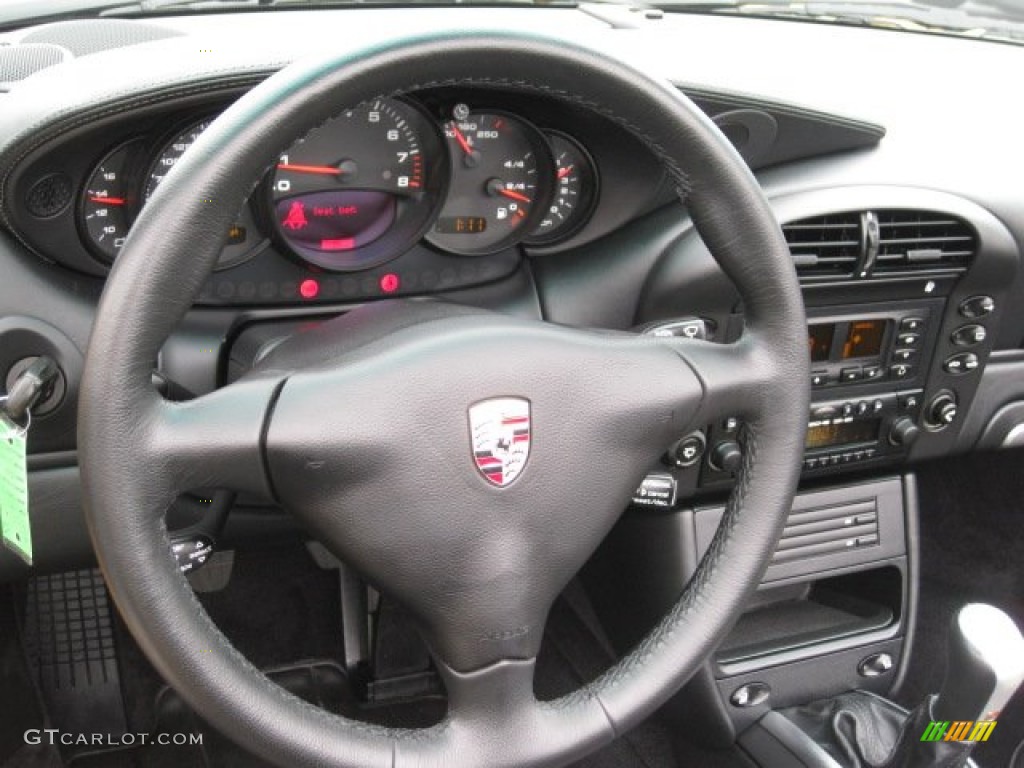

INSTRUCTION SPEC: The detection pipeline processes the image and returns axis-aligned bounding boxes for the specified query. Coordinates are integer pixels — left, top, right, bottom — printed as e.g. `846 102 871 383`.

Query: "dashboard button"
632 473 677 508
730 683 770 708
840 367 862 383
889 363 914 380
950 324 987 347
899 317 926 333
944 353 979 375
862 365 884 381
856 401 870 417
811 371 830 387
669 432 706 467
959 295 995 319
891 349 916 363
898 391 923 412
896 332 921 347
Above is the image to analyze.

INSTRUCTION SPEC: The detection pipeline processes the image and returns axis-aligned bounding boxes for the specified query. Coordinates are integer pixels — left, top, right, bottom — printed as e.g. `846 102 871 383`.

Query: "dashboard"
0 6 1023 580
5 88 667 305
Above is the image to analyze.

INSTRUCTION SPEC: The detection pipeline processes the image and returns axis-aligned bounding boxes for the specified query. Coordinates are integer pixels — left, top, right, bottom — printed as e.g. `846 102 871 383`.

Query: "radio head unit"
807 306 937 389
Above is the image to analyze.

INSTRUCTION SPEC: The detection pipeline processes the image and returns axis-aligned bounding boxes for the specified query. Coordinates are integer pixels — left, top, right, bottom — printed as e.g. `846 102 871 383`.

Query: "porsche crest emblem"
468 398 531 487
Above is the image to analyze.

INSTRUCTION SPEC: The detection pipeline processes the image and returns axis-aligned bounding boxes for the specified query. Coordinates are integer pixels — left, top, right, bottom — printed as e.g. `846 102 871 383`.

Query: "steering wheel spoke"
663 333 787 429
145 375 282 501
391 658 616 768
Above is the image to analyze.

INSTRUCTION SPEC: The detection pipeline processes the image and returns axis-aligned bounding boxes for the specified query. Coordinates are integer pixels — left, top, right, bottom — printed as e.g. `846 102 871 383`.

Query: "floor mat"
896 448 1024 768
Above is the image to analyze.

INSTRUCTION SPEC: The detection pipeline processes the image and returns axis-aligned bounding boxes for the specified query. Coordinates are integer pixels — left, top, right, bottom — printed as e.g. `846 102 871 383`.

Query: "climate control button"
950 324 987 347
959 295 995 319
944 353 979 375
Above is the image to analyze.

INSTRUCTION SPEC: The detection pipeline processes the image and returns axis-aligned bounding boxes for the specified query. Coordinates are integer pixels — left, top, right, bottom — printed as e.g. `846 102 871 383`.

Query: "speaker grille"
24 173 73 218
0 43 69 86
21 19 182 57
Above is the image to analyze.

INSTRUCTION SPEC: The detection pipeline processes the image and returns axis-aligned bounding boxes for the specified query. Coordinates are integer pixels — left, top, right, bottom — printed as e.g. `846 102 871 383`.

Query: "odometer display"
270 98 445 271
436 216 488 234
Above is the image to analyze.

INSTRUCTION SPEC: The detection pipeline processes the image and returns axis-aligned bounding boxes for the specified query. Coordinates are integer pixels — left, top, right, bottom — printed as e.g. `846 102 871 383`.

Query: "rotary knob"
927 393 958 429
888 417 920 447
710 440 743 474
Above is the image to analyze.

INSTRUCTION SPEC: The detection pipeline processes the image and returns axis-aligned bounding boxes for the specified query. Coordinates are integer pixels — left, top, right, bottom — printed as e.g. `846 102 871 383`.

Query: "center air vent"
782 213 862 281
873 210 976 275
782 209 976 282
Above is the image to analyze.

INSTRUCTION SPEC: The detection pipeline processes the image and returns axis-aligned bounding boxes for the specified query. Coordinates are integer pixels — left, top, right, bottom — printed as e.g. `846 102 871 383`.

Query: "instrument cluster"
78 97 599 273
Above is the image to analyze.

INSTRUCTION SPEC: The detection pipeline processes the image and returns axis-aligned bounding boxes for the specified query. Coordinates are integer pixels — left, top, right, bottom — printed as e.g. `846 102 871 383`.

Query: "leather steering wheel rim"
78 32 809 768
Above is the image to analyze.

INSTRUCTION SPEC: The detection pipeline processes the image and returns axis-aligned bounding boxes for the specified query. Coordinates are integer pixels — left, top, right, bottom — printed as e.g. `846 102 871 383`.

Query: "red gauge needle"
451 125 475 156
275 163 345 176
497 188 532 204
557 165 574 179
89 196 126 205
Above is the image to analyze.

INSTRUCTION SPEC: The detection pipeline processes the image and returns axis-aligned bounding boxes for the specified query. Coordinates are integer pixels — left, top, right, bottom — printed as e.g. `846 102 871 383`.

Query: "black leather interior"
76 31 809 768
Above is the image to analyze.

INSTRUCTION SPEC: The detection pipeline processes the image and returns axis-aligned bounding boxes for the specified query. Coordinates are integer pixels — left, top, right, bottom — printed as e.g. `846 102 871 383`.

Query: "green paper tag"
0 417 32 565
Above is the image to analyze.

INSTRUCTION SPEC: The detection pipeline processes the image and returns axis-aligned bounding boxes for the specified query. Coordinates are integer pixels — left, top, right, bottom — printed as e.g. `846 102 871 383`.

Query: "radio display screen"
806 418 881 450
842 319 887 360
808 324 835 363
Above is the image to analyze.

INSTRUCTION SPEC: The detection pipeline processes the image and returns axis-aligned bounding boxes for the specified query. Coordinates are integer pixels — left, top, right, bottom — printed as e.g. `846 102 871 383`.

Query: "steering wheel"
78 32 809 768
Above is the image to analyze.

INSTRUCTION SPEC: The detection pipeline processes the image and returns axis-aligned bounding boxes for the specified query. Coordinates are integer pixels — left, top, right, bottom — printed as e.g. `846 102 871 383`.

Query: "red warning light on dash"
282 201 308 230
319 238 356 251
379 273 400 294
299 279 320 300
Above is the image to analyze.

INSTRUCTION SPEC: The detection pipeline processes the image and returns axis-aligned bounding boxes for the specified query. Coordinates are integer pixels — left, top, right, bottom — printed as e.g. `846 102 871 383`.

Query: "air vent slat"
874 209 976 276
879 236 973 246
782 212 861 281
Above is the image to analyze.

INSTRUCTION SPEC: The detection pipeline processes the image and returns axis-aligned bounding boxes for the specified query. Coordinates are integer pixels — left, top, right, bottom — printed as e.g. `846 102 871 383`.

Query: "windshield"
0 0 1022 45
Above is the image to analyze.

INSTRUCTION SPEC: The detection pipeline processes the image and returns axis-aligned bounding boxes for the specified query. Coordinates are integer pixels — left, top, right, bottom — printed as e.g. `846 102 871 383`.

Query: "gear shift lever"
933 603 1024 724
773 604 1024 768
880 603 1024 768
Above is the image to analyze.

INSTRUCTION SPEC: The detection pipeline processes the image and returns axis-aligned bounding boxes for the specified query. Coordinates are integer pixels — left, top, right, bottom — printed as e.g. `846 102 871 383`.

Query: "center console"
592 195 1020 752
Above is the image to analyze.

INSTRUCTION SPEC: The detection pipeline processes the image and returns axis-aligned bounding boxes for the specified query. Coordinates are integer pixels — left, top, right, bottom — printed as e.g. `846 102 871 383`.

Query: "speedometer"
269 98 446 271
427 108 553 256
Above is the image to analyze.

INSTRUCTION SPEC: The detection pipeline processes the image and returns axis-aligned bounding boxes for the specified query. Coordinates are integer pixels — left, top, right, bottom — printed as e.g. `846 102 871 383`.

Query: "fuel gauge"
526 131 597 245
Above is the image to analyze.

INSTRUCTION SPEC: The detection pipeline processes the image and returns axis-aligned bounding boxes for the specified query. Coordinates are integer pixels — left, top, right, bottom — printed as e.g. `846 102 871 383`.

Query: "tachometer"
269 98 446 271
427 108 553 256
